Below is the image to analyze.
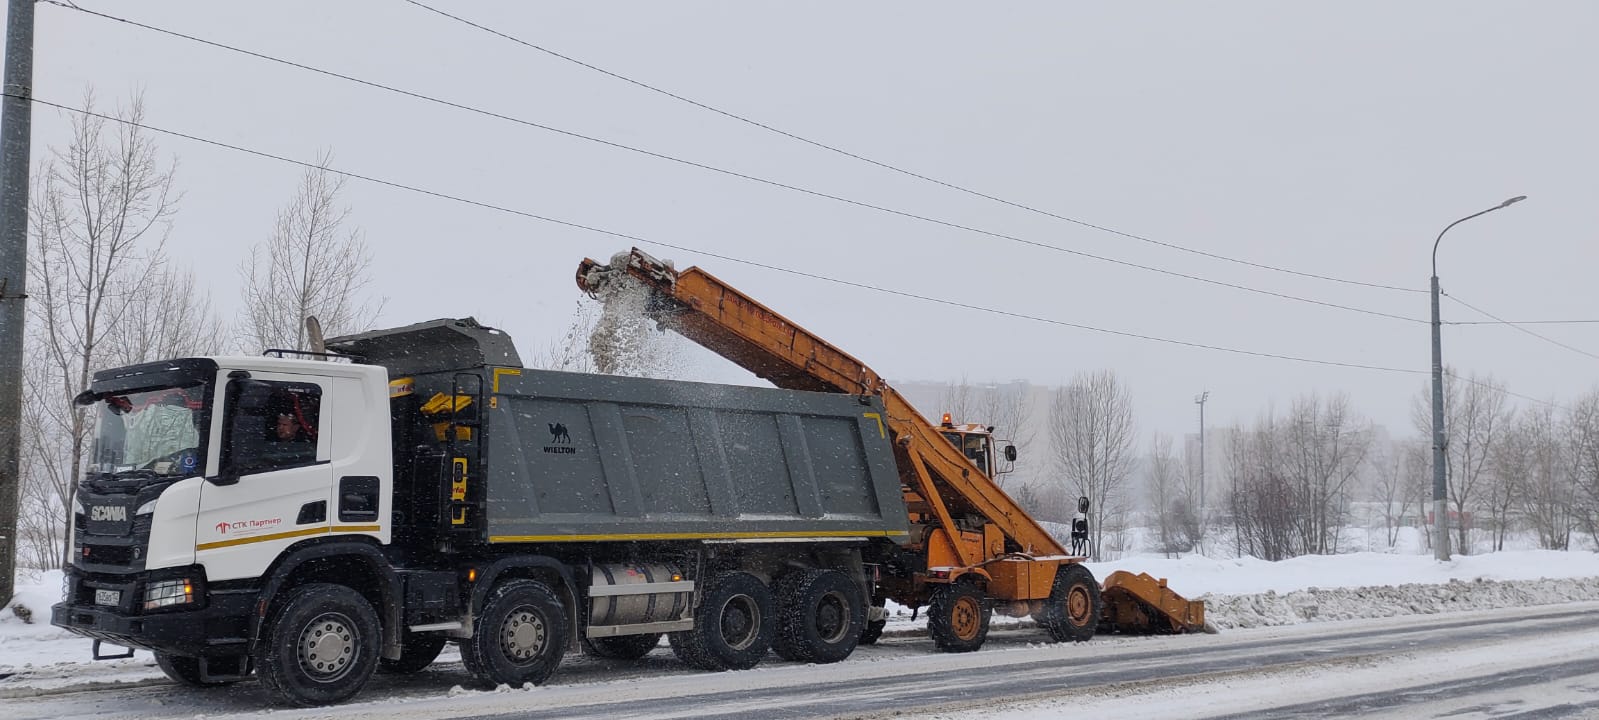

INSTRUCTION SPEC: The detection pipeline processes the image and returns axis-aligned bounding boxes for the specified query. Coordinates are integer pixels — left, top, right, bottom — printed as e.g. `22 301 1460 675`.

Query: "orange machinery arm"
577 249 1069 566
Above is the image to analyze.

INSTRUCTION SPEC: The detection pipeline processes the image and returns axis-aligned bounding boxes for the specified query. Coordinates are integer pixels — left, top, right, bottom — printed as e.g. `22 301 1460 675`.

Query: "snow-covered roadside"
5 549 1598 693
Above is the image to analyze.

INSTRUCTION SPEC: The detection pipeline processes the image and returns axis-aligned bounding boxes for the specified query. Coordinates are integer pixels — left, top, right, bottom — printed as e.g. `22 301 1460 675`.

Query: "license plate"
94 589 120 606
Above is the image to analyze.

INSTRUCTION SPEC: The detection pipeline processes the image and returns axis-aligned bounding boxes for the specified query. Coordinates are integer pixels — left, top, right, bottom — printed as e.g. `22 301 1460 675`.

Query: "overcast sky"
9 1 1598 443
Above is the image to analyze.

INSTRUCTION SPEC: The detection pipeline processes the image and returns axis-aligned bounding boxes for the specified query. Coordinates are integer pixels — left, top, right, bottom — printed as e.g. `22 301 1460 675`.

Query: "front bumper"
51 569 256 658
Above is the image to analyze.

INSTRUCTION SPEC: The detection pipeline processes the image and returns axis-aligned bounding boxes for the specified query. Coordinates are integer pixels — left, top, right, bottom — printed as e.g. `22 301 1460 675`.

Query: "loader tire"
772 569 864 664
669 571 774 672
378 633 447 674
927 578 989 653
1039 563 1101 643
461 579 568 688
155 652 237 688
255 583 381 706
582 633 662 660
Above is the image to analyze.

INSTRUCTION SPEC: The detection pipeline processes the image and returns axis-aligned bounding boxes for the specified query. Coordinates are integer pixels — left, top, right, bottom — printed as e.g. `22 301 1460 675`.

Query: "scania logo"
90 505 128 522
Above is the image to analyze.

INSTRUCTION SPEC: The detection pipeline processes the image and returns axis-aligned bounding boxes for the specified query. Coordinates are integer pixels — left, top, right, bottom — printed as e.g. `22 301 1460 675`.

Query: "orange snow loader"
578 249 1204 647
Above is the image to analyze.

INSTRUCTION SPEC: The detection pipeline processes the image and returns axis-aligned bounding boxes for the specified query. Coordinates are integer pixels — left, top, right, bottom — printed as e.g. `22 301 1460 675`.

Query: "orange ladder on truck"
577 249 1203 633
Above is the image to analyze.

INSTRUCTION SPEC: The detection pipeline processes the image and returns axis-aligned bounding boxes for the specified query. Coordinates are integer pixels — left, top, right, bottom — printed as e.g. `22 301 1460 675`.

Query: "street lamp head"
1500 195 1527 208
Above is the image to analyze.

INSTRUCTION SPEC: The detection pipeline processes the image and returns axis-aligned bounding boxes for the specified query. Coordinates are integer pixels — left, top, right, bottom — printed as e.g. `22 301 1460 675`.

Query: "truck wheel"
668 571 774 671
773 569 863 663
927 578 989 653
378 633 447 674
582 633 661 660
462 579 568 688
256 583 381 706
155 652 237 688
1038 563 1101 643
859 596 888 646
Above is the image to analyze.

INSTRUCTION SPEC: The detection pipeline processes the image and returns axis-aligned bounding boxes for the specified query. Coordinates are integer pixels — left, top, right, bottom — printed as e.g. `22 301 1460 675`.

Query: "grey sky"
11 1 1598 443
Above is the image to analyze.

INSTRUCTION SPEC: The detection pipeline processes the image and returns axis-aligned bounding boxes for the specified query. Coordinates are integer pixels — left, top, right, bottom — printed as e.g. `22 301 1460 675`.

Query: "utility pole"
0 0 36 604
1429 195 1525 562
1194 391 1209 515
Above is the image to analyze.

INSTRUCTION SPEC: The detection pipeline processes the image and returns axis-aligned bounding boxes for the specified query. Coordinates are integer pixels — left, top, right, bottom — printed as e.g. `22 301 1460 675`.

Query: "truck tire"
256 583 381 706
927 578 989 653
1038 563 1101 643
668 571 774 672
378 633 447 674
859 596 888 646
154 652 237 688
462 579 568 688
772 569 863 663
582 633 661 660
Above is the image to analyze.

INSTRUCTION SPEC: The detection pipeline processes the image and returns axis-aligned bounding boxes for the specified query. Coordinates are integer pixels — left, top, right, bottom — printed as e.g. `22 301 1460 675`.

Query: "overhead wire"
43 1 1427 326
1442 292 1599 363
399 0 1426 296
13 92 1432 377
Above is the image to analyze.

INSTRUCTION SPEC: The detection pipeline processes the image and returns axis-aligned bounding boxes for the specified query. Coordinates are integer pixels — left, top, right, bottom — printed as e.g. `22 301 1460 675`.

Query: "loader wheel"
1038 563 1101 643
859 597 888 646
462 579 568 688
669 571 774 671
378 633 447 674
582 633 662 660
772 569 864 664
927 578 989 653
155 652 237 688
255 583 381 706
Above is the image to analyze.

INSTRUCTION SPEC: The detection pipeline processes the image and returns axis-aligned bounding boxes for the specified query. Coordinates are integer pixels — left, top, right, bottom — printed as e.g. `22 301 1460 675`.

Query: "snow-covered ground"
5 549 1599 696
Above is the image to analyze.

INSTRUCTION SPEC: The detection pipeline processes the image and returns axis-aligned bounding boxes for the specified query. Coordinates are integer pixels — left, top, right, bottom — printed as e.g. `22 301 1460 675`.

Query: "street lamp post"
1430 195 1525 562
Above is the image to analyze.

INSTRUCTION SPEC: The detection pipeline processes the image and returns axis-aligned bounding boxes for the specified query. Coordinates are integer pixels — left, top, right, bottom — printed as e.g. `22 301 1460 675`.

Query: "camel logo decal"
548 422 572 444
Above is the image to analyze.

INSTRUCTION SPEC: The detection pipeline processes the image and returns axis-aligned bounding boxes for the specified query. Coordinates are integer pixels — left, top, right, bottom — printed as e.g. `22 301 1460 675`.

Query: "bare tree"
525 300 602 374
1283 393 1371 554
103 265 225 366
1411 370 1511 554
940 377 974 425
1048 370 1136 561
1145 433 1184 557
239 155 381 352
1566 389 1599 549
23 90 178 567
1372 438 1427 549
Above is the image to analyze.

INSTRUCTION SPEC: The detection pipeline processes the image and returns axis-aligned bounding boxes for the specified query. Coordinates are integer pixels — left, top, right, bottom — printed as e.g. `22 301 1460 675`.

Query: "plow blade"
1099 570 1207 634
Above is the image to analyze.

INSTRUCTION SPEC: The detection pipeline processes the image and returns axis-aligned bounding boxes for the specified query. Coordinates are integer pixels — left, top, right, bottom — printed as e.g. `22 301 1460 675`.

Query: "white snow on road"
6 549 1599 698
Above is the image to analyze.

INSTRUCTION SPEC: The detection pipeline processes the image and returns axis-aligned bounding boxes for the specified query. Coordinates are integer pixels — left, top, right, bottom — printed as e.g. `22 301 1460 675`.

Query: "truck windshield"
90 385 209 478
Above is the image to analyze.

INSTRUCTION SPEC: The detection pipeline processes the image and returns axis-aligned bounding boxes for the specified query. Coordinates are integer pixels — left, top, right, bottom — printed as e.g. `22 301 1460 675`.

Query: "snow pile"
1203 575 1599 629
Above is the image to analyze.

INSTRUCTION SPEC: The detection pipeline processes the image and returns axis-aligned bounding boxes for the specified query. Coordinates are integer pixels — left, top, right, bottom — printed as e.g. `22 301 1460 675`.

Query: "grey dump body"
329 318 910 545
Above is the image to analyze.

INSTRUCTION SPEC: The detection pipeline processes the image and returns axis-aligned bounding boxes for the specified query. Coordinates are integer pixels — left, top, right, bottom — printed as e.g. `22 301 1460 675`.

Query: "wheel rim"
813 590 850 644
500 605 547 664
297 612 358 682
719 594 761 651
1066 585 1093 627
950 595 981 641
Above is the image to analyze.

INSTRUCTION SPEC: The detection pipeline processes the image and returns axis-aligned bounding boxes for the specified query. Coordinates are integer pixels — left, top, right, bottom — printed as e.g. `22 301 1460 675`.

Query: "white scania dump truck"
53 318 912 705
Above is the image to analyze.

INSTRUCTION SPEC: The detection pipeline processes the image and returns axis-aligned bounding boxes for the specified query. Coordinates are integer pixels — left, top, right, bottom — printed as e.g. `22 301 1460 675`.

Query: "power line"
1441 370 1569 413
400 0 1426 297
1447 319 1599 326
44 1 1426 326
1442 291 1599 363
15 92 1432 377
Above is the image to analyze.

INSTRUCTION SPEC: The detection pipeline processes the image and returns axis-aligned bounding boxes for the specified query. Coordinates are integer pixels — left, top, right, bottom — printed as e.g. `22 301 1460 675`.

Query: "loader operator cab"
939 413 1017 478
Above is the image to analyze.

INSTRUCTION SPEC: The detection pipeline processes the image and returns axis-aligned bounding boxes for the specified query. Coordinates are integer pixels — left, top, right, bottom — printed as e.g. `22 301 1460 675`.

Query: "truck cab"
936 413 1016 479
54 355 393 685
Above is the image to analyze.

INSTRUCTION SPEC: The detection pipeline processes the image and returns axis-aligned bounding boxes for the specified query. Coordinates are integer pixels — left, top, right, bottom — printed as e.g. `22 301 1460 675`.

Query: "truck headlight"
135 499 157 515
143 578 196 610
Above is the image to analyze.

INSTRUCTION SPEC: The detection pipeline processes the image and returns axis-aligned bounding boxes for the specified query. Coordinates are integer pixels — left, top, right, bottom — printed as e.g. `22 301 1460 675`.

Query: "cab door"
196 371 333 582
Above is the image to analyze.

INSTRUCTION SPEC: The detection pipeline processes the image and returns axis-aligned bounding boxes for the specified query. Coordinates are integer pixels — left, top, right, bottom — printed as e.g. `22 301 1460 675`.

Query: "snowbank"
6 549 1599 683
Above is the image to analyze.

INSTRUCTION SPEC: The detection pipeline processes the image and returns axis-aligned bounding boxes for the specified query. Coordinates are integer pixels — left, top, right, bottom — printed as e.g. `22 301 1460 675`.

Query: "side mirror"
1003 445 1018 462
1077 496 1091 514
73 389 98 407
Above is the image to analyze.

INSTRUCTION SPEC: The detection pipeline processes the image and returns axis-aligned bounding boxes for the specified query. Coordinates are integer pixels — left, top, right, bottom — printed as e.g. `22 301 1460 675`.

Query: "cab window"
221 379 323 475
